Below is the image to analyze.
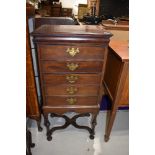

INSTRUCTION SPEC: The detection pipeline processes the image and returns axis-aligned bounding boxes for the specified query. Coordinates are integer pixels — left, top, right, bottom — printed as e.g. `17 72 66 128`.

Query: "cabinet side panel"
104 47 122 99
119 64 129 106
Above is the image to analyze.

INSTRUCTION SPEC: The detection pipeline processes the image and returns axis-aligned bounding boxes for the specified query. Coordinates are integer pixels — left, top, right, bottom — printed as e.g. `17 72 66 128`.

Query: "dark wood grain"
41 61 103 73
38 45 105 60
26 3 42 132
104 48 122 99
45 84 99 96
31 25 112 140
103 36 129 142
45 96 98 106
35 17 76 29
43 106 99 114
31 25 112 39
119 68 129 106
43 73 101 85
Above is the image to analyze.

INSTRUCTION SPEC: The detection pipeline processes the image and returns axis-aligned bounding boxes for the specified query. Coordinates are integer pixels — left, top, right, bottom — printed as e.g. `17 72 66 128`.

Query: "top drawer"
38 45 105 60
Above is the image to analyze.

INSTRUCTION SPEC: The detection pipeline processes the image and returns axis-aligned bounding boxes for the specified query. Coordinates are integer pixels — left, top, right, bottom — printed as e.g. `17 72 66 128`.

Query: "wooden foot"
47 135 52 141
104 134 110 142
37 120 43 132
104 110 117 142
89 135 94 139
89 113 98 140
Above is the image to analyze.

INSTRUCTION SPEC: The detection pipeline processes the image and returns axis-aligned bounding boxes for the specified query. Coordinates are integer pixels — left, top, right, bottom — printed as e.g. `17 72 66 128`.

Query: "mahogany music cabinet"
32 25 112 141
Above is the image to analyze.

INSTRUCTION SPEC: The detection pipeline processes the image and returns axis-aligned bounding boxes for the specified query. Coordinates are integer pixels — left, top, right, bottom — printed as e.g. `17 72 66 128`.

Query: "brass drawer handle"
66 63 79 71
66 75 79 83
66 87 78 95
66 98 77 104
66 48 80 57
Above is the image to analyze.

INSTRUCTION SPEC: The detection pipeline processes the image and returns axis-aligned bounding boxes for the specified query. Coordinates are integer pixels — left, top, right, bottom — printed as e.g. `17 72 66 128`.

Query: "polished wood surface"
104 49 123 99
109 40 129 61
104 46 129 104
39 45 105 60
26 3 42 131
43 106 99 114
43 73 101 85
35 17 76 29
41 61 103 73
32 25 112 140
32 25 112 37
119 69 129 106
45 96 98 106
103 30 129 142
45 84 99 96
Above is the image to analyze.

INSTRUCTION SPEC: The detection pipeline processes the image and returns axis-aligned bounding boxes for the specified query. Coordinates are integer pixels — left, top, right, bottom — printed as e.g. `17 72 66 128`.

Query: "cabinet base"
44 112 98 141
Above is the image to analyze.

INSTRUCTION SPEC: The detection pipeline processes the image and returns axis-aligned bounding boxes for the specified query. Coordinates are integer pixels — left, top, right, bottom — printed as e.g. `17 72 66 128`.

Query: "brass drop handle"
66 63 79 71
66 87 78 95
66 48 80 57
66 75 79 83
66 98 77 104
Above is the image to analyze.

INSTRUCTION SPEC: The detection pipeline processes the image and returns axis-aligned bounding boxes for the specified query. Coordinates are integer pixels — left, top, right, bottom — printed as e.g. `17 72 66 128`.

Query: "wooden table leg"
26 129 35 155
90 112 98 139
36 116 43 132
104 109 117 142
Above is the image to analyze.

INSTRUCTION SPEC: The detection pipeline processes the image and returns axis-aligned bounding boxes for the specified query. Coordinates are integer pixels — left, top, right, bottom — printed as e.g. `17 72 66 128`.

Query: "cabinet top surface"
109 40 129 62
31 25 112 38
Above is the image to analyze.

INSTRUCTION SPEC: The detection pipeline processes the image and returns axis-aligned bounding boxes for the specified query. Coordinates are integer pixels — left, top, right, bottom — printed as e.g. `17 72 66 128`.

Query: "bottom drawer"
45 96 98 106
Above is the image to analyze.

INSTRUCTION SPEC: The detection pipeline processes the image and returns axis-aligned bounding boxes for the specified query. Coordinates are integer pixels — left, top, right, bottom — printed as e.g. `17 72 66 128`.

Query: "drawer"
44 85 99 96
45 96 98 106
43 73 101 85
41 61 103 73
39 45 105 60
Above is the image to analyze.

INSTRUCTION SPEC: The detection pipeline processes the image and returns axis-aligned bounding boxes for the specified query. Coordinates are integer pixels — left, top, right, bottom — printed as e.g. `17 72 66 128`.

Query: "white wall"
60 0 87 15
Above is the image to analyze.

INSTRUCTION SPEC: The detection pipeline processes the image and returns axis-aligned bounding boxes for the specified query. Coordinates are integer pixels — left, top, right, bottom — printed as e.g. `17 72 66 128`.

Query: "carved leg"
46 112 98 141
71 113 93 135
44 114 52 141
104 110 117 142
26 129 35 155
47 113 71 141
89 113 98 139
36 116 43 132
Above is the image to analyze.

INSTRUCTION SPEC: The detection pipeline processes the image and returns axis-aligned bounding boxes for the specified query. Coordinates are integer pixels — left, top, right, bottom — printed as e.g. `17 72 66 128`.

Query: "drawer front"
43 73 101 85
45 96 98 106
39 45 105 60
41 61 103 73
44 85 99 96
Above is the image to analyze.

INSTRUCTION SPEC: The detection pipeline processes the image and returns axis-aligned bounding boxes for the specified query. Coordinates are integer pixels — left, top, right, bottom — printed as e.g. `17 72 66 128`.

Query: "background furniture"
51 3 62 17
103 31 129 141
78 4 88 20
102 20 129 31
61 8 73 17
32 25 112 141
87 0 100 16
26 3 42 131
34 17 77 29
